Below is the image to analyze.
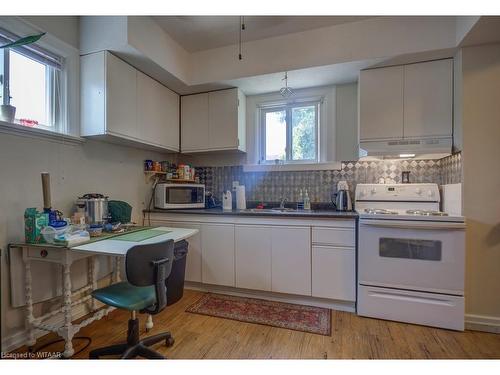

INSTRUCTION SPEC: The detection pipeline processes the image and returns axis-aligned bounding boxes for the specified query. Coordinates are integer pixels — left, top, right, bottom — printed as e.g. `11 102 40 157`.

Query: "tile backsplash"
196 152 462 203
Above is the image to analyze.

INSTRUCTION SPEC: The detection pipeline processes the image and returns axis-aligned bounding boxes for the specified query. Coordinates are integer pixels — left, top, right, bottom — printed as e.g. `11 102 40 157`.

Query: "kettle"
332 181 352 212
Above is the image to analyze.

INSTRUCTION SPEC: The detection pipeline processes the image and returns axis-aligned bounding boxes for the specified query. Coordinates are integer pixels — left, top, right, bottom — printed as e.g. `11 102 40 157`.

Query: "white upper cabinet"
180 93 209 152
403 59 453 138
181 88 246 153
106 52 138 139
137 71 179 151
81 51 180 152
359 66 404 141
359 59 453 143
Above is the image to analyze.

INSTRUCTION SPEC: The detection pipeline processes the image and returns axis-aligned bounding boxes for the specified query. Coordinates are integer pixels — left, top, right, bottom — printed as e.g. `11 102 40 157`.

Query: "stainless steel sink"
270 207 296 212
242 208 297 213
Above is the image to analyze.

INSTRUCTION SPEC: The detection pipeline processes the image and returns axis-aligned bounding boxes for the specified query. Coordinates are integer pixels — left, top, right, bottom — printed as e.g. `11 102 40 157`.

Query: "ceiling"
153 16 373 52
224 58 384 96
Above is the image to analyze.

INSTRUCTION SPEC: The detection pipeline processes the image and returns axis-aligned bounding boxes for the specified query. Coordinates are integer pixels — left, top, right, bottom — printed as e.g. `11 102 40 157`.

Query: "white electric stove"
355 183 466 331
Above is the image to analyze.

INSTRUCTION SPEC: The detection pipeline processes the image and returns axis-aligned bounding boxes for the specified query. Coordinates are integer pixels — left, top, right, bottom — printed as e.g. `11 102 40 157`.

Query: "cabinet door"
235 225 272 291
312 246 355 301
181 93 209 151
271 226 311 296
403 59 453 138
137 72 179 150
201 224 235 287
359 66 404 140
106 52 137 138
162 84 180 151
208 89 239 150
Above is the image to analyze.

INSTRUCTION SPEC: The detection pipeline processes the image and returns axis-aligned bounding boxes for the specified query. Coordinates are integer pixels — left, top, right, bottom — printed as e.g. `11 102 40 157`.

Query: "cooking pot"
76 193 110 225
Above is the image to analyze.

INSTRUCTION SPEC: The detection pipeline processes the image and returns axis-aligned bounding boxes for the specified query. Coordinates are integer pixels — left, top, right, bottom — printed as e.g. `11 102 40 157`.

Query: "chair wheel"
165 337 175 347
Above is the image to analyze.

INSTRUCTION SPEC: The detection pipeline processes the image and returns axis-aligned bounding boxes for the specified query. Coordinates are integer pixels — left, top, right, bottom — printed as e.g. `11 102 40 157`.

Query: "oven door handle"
360 219 466 230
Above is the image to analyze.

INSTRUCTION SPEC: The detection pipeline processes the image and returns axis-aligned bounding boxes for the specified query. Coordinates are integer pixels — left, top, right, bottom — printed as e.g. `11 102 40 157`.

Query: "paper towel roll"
236 185 246 210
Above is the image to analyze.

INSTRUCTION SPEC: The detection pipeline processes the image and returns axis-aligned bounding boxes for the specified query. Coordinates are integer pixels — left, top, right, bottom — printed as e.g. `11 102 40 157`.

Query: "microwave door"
167 187 195 204
161 185 205 209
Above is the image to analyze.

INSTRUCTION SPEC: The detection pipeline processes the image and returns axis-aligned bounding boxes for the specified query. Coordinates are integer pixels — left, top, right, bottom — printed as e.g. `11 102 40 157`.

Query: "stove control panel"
355 183 440 202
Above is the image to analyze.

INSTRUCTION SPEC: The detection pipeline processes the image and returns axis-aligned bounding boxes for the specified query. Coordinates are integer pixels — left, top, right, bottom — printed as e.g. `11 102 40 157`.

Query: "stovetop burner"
406 209 448 216
364 208 398 215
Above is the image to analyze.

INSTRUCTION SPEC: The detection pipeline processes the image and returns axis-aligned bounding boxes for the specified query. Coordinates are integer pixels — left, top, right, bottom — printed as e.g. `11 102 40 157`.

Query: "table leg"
88 256 97 311
146 314 154 331
24 258 36 348
61 260 75 358
113 256 121 283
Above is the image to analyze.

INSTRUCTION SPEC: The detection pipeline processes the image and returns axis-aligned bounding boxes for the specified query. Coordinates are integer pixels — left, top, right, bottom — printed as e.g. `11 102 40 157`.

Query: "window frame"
1 44 64 133
259 99 320 164
0 17 80 140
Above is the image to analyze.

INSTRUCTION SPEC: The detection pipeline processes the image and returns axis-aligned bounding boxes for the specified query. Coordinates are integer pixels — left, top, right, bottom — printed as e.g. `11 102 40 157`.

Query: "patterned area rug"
186 293 331 336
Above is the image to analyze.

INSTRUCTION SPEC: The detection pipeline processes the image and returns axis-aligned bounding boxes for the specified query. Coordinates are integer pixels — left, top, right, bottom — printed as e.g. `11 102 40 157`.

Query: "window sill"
0 120 85 145
242 161 341 172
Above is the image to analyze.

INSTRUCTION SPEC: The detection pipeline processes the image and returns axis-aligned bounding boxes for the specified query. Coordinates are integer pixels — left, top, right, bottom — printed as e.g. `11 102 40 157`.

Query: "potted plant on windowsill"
0 32 45 123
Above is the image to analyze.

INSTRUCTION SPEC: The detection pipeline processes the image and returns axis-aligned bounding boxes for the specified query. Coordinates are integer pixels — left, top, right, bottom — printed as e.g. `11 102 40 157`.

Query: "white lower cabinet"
201 223 235 287
312 246 355 301
149 214 356 303
235 225 272 291
271 226 311 296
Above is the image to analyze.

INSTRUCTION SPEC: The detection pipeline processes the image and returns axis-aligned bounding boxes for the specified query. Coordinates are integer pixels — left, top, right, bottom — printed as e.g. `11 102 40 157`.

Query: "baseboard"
1 302 109 353
465 314 500 334
185 282 356 313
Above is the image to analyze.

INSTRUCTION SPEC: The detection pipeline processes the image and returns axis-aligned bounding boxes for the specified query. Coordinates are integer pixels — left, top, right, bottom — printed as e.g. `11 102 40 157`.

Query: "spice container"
144 160 153 171
160 161 170 172
177 164 185 179
184 165 191 179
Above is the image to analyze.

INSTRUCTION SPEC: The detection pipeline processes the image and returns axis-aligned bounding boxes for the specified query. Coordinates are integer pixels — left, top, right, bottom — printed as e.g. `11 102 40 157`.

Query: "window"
260 101 319 163
0 27 65 133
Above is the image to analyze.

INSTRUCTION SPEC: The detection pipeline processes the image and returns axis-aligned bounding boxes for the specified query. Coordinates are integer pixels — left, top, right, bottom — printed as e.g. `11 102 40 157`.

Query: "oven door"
358 219 465 295
164 185 205 209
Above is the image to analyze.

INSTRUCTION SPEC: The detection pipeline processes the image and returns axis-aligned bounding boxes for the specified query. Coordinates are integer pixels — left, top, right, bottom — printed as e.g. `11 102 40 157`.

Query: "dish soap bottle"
297 189 304 210
304 189 311 210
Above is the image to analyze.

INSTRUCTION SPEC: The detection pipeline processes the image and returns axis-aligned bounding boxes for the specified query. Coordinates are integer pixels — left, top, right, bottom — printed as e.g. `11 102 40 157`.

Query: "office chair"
89 239 176 359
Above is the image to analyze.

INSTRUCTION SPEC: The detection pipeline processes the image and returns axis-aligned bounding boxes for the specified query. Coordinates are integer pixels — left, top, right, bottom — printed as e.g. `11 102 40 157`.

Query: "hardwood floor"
13 289 500 359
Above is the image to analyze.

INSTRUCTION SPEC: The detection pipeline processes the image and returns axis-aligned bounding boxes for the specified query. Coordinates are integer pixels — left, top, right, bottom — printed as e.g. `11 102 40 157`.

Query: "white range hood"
359 137 452 159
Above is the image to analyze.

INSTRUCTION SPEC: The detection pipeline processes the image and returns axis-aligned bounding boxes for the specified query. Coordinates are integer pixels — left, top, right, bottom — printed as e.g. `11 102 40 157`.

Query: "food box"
24 208 49 244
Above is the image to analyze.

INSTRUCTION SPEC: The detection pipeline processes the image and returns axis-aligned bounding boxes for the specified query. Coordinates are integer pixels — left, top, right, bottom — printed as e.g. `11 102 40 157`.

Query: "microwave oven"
154 183 205 209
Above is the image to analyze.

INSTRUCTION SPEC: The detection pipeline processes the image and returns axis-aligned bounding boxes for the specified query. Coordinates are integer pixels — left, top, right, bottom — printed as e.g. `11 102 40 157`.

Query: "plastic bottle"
297 189 304 210
304 189 311 210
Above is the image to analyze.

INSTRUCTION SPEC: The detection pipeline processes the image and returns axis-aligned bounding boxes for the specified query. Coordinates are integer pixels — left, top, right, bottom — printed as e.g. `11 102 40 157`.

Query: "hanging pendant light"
280 71 294 98
238 16 245 61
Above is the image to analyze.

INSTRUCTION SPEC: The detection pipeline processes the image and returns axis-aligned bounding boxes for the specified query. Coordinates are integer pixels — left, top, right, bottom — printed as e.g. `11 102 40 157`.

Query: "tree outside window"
261 101 319 163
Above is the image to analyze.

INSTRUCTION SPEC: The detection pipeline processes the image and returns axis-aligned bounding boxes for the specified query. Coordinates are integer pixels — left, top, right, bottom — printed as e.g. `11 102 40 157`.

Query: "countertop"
144 207 358 219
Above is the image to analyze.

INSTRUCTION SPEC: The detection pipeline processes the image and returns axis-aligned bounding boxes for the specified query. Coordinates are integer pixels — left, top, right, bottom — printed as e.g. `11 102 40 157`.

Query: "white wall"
460 43 500 331
20 16 80 49
190 17 457 85
335 83 358 161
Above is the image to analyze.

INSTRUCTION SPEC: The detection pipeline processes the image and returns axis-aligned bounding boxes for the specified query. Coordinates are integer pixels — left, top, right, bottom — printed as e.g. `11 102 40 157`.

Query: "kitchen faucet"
279 197 288 209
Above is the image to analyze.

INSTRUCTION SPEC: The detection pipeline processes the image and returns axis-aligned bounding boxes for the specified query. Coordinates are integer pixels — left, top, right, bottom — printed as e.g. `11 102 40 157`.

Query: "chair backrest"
125 239 174 314
125 239 174 286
